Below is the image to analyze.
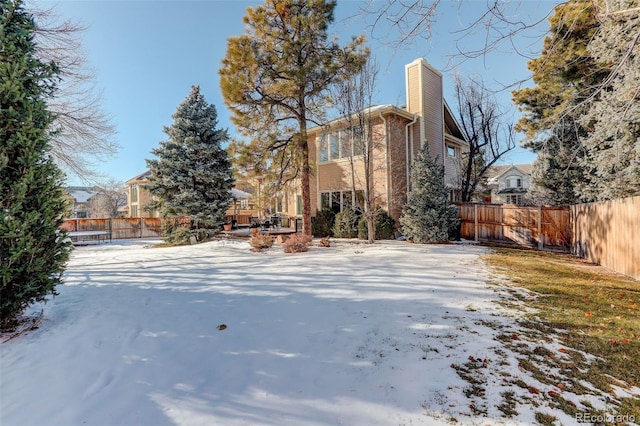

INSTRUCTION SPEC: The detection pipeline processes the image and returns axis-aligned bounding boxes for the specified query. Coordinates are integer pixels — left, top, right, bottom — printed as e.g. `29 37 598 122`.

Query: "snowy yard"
0 238 611 425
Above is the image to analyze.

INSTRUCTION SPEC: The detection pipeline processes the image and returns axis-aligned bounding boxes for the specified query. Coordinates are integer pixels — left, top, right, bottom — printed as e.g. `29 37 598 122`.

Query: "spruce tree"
1 0 72 326
146 86 234 244
400 143 459 243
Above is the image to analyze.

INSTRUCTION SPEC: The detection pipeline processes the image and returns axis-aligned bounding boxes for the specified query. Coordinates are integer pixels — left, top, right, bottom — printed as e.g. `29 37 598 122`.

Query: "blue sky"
35 0 555 186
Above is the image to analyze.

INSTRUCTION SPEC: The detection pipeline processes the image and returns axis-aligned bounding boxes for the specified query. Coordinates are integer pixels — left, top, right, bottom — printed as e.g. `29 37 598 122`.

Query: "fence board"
456 203 571 251
572 196 639 281
61 218 163 239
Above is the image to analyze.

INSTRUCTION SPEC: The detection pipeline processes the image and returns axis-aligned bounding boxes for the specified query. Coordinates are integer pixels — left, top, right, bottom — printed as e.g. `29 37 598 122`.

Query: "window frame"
318 127 365 163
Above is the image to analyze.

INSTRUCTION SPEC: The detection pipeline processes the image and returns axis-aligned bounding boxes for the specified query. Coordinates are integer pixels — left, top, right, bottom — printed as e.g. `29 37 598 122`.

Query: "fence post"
537 205 543 250
474 203 478 242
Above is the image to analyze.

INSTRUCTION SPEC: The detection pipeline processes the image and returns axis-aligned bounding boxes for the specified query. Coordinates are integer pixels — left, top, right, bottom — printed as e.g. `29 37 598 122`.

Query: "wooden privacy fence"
456 203 571 251
572 196 639 281
61 218 163 239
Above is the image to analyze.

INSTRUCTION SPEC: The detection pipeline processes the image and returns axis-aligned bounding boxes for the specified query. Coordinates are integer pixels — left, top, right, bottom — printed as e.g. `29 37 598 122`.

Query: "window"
329 133 340 160
506 194 523 205
319 135 329 162
352 126 364 156
319 190 365 213
131 205 138 218
273 197 283 213
506 175 522 189
318 127 364 162
447 145 456 157
296 195 303 216
130 184 138 202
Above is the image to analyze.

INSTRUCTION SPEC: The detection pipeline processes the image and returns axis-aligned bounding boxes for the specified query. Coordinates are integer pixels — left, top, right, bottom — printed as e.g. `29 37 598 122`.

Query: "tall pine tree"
146 86 234 244
219 0 367 235
400 143 459 243
1 0 72 326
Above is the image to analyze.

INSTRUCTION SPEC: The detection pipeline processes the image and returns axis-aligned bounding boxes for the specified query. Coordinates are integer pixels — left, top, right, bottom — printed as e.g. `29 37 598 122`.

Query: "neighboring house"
65 186 97 218
125 171 159 218
124 170 253 220
65 186 127 218
485 164 533 205
277 57 469 221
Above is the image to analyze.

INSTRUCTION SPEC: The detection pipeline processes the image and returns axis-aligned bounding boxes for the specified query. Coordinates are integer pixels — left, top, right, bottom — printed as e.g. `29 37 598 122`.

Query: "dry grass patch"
484 248 640 420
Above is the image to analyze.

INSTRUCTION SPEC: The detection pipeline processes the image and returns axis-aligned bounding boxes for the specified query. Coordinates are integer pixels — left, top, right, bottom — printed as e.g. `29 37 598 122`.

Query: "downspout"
405 113 418 192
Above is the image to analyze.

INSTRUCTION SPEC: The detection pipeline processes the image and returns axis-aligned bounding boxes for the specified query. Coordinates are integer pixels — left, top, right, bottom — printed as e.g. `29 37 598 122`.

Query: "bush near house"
333 209 359 238
312 209 335 237
283 233 313 253
357 209 396 240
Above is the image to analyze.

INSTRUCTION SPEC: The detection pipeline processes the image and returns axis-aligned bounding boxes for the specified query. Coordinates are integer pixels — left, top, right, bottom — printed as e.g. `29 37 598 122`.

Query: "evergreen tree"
146 86 234 244
512 0 602 204
219 0 367 235
1 0 72 326
512 0 640 203
576 0 640 200
400 143 459 243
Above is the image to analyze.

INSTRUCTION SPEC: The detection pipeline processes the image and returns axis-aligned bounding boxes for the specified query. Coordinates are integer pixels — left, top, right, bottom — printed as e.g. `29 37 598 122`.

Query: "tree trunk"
299 120 312 236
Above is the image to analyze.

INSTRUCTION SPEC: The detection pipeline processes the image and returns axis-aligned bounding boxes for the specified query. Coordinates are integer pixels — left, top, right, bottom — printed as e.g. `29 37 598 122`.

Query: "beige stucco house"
275 58 468 221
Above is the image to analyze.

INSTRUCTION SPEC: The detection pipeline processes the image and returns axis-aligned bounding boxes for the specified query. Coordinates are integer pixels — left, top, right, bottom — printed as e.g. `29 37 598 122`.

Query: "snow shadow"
1 239 525 426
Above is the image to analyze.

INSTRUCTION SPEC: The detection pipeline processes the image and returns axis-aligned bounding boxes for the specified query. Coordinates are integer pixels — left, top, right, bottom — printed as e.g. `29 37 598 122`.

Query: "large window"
318 127 364 162
319 190 364 213
130 184 138 202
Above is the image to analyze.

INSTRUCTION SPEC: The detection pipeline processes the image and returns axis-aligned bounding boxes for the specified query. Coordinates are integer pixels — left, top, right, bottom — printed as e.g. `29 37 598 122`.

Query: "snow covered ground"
0 238 615 425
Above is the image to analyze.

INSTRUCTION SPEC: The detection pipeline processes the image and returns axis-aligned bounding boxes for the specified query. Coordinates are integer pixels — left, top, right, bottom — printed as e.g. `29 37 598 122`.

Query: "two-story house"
485 164 533 205
276 57 468 222
124 170 159 218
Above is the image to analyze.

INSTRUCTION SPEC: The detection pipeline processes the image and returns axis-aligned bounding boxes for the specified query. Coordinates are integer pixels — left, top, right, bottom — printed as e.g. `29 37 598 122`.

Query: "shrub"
311 208 335 237
332 209 359 238
283 233 313 253
357 209 396 240
249 234 274 251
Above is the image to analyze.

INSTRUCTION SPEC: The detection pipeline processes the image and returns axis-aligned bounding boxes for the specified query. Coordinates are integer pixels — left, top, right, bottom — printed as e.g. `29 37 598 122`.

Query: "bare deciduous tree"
362 0 552 68
453 74 515 202
331 55 384 243
88 179 127 218
32 6 119 182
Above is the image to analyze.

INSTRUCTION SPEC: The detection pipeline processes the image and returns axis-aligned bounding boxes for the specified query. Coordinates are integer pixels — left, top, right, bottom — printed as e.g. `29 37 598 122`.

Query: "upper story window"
447 145 456 157
506 175 523 189
319 126 364 162
130 184 138 202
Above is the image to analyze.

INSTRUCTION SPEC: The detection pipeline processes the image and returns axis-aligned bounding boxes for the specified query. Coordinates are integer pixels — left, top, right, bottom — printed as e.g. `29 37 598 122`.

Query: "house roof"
496 187 528 195
125 170 152 184
486 164 533 182
125 170 250 199
307 102 469 145
306 104 416 135
231 188 250 200
443 100 467 144
66 186 97 203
